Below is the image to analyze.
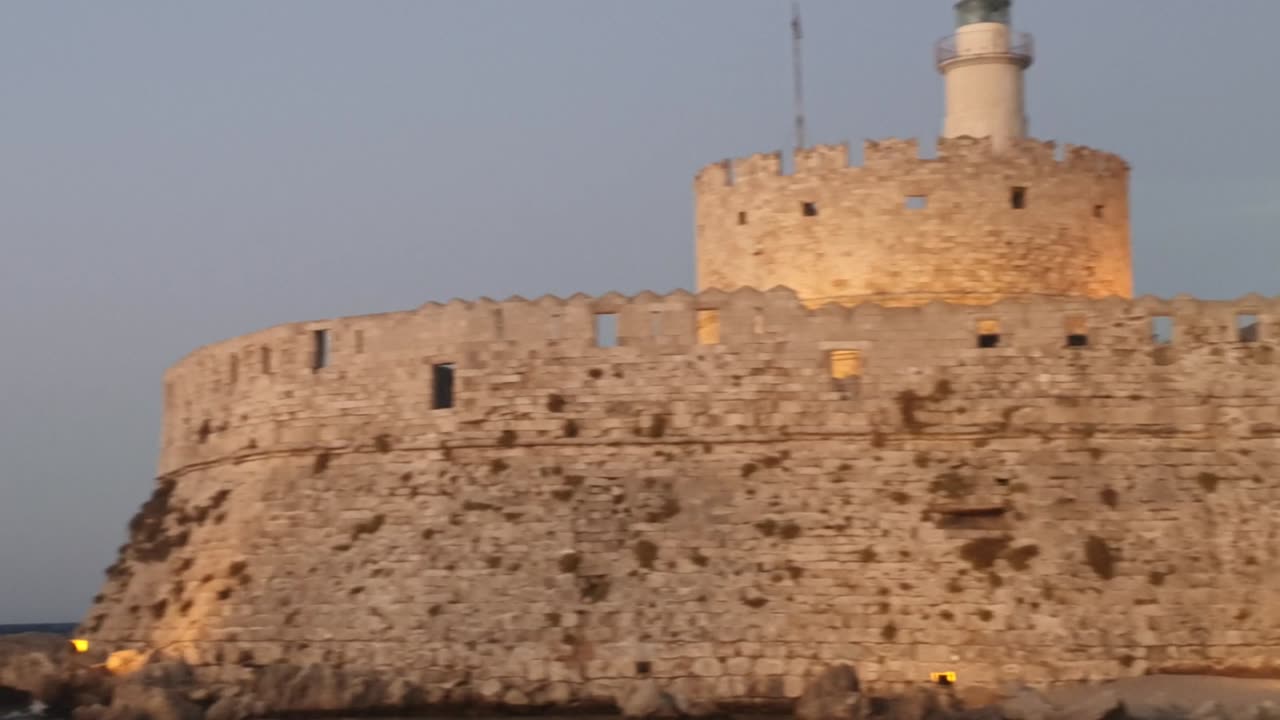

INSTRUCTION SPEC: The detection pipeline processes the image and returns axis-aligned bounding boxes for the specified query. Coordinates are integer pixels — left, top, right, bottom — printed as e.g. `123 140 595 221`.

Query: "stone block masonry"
695 137 1132 308
80 288 1280 708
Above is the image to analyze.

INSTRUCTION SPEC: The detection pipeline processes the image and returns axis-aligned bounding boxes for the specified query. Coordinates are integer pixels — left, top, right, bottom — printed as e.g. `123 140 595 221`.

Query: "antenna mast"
791 2 807 151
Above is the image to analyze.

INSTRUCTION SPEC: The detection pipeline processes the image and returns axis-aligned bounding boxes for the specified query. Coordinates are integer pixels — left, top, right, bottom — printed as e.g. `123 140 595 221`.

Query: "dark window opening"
1152 316 1173 344
737 211 748 225
1238 314 1259 343
978 334 1001 349
1011 187 1027 209
432 363 455 410
595 313 618 348
312 330 330 371
802 201 818 217
229 355 238 384
1067 334 1089 348
635 661 652 676
935 506 1009 531
905 195 927 210
1093 204 1105 219
261 346 272 374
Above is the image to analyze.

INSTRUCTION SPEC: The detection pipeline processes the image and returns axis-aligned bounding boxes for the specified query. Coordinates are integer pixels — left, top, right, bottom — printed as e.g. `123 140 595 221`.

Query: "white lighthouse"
936 0 1034 150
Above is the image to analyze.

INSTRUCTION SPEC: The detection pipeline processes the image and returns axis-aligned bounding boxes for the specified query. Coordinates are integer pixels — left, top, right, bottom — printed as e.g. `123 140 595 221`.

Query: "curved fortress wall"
84 290 1280 707
695 137 1132 308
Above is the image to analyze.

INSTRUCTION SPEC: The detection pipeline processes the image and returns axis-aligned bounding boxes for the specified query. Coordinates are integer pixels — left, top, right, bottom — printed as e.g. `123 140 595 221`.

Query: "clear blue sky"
1 1 1277 623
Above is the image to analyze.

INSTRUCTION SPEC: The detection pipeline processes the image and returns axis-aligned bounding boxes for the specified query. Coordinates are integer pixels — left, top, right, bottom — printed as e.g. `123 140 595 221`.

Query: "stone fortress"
82 0 1278 713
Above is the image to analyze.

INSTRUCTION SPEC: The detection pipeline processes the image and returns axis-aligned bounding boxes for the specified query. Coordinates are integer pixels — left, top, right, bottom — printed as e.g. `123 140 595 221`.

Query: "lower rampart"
82 289 1280 709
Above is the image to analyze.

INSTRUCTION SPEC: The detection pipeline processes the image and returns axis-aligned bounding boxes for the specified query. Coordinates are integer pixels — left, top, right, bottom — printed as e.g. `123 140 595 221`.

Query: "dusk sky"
2 1 1277 623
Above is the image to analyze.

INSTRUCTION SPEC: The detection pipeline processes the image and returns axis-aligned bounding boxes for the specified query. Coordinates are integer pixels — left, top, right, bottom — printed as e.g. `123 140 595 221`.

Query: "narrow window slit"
432 363 455 409
312 330 330 371
1066 316 1089 348
1011 187 1027 210
977 320 1001 349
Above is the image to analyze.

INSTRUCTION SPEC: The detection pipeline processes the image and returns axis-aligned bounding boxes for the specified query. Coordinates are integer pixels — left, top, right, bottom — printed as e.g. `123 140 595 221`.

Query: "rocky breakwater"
4 640 1280 720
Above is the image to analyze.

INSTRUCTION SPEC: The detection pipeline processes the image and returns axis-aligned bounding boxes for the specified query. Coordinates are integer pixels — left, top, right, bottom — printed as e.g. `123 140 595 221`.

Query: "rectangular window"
697 310 721 345
594 313 618 347
1065 315 1088 348
829 350 862 379
261 346 272 375
432 363 455 409
738 211 748 225
1011 187 1027 210
905 195 928 210
977 319 1001 349
229 354 239 384
1238 314 1259 343
312 330 330 371
1151 316 1173 344
1093 204 1105 219
802 201 818 217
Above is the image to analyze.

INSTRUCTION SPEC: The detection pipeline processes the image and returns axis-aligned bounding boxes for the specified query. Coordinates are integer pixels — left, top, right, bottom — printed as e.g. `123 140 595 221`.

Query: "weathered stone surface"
696 137 1133 308
75 286 1280 708
1054 691 1129 720
205 695 263 720
1003 687 1058 720
72 703 110 720
887 685 962 720
795 665 864 720
106 683 202 720
0 633 69 703
621 680 681 719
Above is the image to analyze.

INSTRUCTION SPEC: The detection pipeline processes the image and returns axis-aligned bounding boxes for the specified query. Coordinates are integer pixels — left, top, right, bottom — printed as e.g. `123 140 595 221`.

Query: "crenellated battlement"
694 136 1129 190
162 287 1278 458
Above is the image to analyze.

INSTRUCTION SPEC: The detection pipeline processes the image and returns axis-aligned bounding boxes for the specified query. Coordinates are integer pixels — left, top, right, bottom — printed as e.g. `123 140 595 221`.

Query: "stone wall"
694 137 1132 308
82 289 1280 708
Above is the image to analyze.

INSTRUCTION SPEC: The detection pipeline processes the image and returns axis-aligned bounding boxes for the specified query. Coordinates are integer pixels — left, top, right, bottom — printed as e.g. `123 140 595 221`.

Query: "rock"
501 688 531 707
133 662 195 690
1189 702 1227 720
0 632 72 704
1054 691 1129 720
186 687 215 704
887 685 961 720
107 683 203 720
1003 687 1058 720
58 666 118 711
206 695 261 720
72 703 110 720
105 650 150 678
672 690 726 719
795 665 865 720
1243 703 1280 720
621 679 681 719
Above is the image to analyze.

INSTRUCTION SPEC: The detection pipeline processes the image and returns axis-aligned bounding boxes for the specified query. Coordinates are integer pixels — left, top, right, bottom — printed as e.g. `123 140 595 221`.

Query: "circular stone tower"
694 0 1133 308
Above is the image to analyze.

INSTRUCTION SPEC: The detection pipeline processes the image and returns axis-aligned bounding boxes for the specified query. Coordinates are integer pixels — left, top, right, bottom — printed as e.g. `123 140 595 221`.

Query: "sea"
0 624 77 720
